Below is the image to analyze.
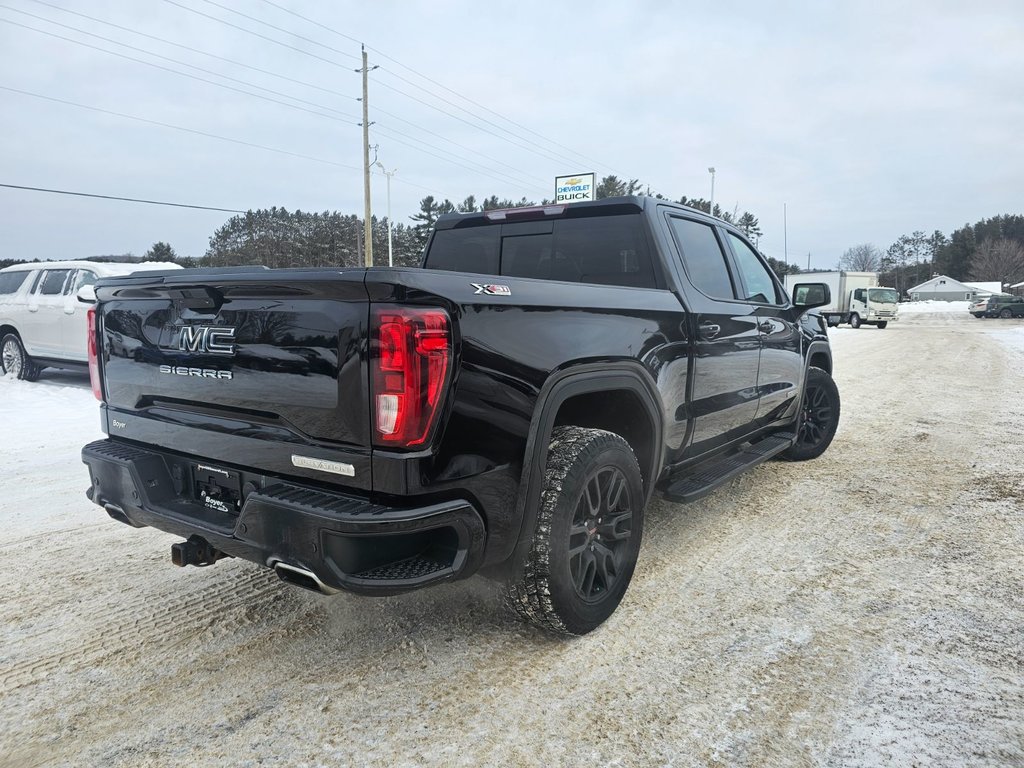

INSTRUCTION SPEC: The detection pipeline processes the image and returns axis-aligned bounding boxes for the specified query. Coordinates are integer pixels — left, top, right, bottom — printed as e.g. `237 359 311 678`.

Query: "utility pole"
360 45 373 268
375 161 397 267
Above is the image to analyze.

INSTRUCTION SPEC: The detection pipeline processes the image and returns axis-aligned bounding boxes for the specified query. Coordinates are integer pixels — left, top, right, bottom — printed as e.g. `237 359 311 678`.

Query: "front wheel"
849 313 861 329
508 426 644 635
876 321 888 329
999 309 1012 319
1 333 40 381
781 366 840 461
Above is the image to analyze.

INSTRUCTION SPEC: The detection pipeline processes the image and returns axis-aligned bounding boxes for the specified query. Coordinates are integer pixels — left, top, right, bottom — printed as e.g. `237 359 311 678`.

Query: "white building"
906 275 1002 302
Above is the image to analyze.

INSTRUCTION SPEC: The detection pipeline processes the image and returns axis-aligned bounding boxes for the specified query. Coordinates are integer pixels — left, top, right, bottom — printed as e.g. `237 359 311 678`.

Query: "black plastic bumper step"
354 556 449 581
662 433 792 504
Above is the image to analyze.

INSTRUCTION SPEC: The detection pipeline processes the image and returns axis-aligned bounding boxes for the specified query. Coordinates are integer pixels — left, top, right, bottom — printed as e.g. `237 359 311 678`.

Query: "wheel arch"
807 341 832 375
505 361 664 572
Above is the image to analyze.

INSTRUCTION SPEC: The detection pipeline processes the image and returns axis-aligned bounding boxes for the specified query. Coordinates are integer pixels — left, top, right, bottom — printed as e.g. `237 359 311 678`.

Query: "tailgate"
95 268 372 488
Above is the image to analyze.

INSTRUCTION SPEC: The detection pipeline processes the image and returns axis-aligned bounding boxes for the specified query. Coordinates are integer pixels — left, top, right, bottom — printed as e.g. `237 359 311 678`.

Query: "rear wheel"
508 426 644 635
849 313 861 328
1 333 40 381
999 309 1012 319
781 366 840 461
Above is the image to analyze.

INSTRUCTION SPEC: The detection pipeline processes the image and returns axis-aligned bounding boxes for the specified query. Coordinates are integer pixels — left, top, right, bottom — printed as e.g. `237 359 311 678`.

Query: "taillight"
372 307 451 447
87 306 103 401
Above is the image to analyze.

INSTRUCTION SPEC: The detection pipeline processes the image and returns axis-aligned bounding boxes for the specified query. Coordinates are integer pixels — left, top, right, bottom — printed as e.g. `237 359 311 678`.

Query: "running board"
662 434 793 504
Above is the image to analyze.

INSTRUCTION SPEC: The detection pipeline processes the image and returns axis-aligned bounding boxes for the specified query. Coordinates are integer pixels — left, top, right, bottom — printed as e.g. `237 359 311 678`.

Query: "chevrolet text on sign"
554 173 596 203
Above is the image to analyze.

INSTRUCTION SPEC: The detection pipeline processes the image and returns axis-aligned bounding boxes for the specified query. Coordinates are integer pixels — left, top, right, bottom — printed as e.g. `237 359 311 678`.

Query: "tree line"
196 175 769 271
840 214 1024 294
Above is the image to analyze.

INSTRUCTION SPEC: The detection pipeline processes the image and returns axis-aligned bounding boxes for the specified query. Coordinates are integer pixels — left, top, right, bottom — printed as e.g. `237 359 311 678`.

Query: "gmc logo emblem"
178 326 236 356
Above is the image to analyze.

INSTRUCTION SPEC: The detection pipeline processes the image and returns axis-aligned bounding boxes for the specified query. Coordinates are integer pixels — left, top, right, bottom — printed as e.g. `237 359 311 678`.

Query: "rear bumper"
82 439 486 595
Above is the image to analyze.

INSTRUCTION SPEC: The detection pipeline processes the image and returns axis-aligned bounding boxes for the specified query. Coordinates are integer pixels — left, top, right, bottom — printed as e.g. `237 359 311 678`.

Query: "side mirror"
792 282 830 310
76 285 97 304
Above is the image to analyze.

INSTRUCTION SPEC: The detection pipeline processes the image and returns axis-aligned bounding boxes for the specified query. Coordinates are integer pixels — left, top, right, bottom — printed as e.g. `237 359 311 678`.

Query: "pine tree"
144 241 177 262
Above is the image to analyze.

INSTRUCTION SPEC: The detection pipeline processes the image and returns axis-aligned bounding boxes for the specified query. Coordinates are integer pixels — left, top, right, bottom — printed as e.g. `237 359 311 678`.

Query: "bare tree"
840 243 882 272
970 238 1024 287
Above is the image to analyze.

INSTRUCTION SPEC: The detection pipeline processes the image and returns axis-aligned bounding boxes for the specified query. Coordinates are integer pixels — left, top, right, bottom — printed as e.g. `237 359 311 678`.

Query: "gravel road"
2 311 1022 767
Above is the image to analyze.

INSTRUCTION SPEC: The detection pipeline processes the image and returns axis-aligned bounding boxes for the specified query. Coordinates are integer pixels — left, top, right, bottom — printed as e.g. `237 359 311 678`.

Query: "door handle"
698 321 721 340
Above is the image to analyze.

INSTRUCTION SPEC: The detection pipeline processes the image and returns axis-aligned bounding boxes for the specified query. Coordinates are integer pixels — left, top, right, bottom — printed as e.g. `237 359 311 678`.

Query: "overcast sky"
2 0 1022 269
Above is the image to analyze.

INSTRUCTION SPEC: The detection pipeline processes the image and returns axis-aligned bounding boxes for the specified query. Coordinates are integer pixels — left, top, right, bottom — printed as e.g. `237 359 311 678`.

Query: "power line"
1 16 539 193
0 183 245 213
256 0 621 176
373 124 546 195
162 0 610 176
161 0 355 71
0 85 361 171
0 15 359 124
0 86 444 196
372 77 574 169
3 9 552 192
195 0 359 62
26 0 357 102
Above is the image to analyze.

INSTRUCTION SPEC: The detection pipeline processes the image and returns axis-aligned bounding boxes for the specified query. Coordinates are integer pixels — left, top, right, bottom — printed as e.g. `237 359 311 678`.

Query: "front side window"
0 271 29 295
37 269 73 296
726 232 781 304
74 270 98 290
668 216 735 299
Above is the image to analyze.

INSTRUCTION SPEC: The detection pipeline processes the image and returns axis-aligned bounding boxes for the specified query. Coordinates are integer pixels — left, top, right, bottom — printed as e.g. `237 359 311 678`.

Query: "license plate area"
193 463 242 515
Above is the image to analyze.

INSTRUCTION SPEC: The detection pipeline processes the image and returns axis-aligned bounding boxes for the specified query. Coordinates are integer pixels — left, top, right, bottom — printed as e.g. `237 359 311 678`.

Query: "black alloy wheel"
1000 309 1012 319
568 466 634 603
781 366 840 461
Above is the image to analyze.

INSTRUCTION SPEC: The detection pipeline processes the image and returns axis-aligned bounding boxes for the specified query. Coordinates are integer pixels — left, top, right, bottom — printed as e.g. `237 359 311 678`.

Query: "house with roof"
906 275 1003 302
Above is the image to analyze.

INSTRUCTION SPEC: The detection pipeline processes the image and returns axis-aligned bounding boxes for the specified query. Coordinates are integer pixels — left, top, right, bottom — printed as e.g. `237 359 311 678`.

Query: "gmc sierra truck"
81 196 838 635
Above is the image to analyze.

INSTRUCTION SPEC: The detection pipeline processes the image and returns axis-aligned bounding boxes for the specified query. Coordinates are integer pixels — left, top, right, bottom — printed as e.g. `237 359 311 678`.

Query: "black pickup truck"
81 196 837 635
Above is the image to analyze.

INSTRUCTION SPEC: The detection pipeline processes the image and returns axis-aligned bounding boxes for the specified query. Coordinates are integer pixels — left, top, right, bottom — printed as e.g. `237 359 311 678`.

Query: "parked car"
0 260 180 380
969 296 991 318
983 294 1024 319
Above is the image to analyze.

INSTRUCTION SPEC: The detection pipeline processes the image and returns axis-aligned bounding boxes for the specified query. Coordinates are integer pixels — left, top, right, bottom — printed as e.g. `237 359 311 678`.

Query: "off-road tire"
1 333 40 381
781 366 840 461
850 313 861 329
508 426 644 636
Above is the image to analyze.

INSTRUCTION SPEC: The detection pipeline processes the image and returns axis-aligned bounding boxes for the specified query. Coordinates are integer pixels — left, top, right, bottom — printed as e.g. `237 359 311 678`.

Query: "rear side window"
38 269 73 296
0 271 29 295
426 228 500 274
668 217 736 299
426 214 658 288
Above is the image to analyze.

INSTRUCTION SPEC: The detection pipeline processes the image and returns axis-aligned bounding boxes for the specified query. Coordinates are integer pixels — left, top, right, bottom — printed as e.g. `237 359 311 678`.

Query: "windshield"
869 288 898 304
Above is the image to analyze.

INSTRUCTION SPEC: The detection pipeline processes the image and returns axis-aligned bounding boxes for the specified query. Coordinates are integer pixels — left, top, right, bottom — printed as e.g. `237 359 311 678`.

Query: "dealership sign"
554 173 596 203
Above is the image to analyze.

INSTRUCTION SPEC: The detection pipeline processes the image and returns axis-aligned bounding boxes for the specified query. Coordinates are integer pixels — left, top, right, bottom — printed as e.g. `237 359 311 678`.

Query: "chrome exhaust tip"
271 561 339 595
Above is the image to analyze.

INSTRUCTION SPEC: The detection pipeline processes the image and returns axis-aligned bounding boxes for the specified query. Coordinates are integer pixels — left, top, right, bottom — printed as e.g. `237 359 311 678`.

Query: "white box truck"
784 271 899 328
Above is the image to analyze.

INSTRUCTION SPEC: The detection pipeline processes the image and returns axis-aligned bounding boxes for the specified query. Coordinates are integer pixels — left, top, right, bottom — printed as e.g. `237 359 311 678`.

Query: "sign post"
554 173 596 203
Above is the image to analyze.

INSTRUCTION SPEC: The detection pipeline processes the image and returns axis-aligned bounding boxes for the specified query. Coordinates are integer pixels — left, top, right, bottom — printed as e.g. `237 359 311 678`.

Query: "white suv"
0 260 180 380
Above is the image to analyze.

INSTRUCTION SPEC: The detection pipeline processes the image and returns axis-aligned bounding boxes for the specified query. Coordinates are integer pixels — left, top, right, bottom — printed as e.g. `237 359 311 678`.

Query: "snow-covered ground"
1 311 1023 767
896 299 973 314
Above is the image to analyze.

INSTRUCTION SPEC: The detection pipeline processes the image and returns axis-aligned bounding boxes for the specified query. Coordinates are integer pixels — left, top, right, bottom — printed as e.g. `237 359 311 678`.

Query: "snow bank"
897 300 972 314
